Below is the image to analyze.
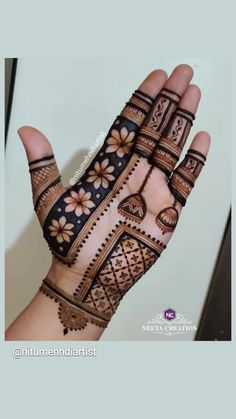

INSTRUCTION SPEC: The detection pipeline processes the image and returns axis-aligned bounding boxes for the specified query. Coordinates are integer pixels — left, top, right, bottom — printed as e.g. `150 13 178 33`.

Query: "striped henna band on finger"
168 148 205 206
134 88 181 159
150 108 195 177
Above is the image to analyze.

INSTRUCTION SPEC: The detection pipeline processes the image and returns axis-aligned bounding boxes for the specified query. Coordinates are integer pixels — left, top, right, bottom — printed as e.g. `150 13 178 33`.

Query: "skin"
5 64 210 341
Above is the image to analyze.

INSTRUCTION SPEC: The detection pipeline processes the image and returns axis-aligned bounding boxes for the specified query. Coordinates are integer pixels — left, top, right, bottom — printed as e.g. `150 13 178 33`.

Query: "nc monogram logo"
164 308 176 321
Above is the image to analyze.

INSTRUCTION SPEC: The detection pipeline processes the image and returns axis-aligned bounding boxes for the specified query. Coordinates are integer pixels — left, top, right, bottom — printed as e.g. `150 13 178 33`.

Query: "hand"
18 64 210 336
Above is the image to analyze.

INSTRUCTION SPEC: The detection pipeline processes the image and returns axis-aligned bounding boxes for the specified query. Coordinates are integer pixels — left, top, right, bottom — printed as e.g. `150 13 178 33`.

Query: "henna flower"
64 188 95 217
105 127 135 158
87 158 115 189
49 216 74 243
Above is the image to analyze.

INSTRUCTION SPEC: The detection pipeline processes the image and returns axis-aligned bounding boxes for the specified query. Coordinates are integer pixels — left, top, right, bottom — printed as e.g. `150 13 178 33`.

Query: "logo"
69 131 106 185
164 308 176 321
142 308 197 336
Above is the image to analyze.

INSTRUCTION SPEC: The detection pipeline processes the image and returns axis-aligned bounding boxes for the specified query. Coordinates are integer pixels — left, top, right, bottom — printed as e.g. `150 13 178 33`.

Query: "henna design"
64 189 95 216
117 193 147 223
40 278 107 334
120 89 154 127
118 91 183 224
29 155 64 226
150 108 195 177
134 89 181 158
48 154 141 265
86 158 115 189
155 200 179 234
40 222 166 334
117 165 153 223
82 232 158 317
34 91 153 264
29 154 55 166
35 181 65 226
48 216 74 244
105 127 135 158
29 79 206 338
30 163 60 207
169 149 206 206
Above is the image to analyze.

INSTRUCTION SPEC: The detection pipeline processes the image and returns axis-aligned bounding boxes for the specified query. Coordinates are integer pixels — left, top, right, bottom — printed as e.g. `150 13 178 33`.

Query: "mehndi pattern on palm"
26 80 207 336
28 89 154 265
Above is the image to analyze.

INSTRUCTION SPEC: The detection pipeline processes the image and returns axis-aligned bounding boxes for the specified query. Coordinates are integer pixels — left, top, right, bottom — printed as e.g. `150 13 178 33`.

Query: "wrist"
40 273 108 336
46 259 82 296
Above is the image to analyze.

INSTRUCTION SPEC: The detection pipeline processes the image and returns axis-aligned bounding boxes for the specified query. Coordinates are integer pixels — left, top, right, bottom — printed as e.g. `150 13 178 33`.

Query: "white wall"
5 59 230 340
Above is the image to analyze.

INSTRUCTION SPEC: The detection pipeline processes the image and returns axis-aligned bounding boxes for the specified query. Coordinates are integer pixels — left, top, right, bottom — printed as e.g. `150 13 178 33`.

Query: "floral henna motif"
64 189 95 216
40 222 166 334
105 127 135 158
86 158 115 189
39 90 153 264
48 216 74 244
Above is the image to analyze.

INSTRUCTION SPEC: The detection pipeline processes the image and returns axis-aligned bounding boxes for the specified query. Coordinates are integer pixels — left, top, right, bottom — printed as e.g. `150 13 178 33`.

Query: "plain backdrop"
5 58 230 340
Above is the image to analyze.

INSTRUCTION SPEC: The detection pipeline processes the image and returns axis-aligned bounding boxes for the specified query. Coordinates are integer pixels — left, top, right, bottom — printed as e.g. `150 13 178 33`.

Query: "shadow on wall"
5 149 89 329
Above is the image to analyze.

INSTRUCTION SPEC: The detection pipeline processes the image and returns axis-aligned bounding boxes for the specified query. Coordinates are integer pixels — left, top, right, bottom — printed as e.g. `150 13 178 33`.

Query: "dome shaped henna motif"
117 165 152 223
155 206 179 234
118 193 147 223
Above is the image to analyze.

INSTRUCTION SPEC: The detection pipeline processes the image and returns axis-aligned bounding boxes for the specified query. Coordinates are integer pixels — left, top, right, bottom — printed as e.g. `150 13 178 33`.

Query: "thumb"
18 125 54 162
18 126 64 226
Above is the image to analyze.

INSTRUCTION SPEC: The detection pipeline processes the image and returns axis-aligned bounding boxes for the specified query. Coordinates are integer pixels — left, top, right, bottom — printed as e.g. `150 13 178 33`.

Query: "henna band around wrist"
40 277 109 335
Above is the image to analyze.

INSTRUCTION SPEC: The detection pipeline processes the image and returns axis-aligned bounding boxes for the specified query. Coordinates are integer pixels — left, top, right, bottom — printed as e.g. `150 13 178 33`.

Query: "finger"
120 69 168 125
164 64 194 95
18 126 64 225
150 84 201 177
168 131 211 207
134 64 194 158
137 69 168 99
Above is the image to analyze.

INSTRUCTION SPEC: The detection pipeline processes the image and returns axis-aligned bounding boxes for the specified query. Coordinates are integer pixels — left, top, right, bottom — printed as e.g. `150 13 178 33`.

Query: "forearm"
5 264 105 341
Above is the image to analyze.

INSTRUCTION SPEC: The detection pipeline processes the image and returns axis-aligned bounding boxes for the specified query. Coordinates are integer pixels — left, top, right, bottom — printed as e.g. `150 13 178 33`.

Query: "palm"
50 154 174 273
